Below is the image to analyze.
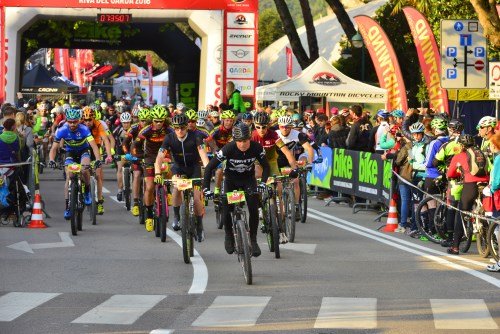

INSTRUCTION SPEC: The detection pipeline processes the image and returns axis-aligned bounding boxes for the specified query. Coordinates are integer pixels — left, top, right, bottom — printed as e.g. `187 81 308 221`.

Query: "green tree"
258 8 285 51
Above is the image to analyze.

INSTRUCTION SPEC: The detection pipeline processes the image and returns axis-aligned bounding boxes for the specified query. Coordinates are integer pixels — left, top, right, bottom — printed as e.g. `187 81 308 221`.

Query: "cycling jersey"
424 135 448 179
432 137 462 172
122 123 144 155
86 119 108 146
190 128 209 140
206 125 232 149
113 125 128 155
251 130 284 162
54 123 94 152
203 141 270 190
160 131 204 167
276 129 308 168
135 124 173 163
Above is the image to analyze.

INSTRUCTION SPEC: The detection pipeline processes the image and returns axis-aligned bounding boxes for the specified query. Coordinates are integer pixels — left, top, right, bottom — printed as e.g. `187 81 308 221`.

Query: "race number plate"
226 191 246 204
68 164 81 173
175 179 193 191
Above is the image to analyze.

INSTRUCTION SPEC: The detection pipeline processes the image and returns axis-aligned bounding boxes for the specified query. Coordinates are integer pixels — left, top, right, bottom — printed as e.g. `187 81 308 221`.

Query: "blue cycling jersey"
54 123 94 152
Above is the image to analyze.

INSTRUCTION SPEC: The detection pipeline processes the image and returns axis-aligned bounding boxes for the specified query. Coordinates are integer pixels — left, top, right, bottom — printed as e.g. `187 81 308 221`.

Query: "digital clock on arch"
97 14 132 23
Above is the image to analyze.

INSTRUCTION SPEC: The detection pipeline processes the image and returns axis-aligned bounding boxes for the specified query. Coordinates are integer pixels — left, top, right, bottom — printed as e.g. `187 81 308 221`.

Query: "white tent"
256 57 387 104
140 70 169 105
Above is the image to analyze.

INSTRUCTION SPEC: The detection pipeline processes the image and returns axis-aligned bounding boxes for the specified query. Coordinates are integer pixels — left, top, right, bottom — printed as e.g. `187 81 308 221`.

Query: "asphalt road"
1 166 499 334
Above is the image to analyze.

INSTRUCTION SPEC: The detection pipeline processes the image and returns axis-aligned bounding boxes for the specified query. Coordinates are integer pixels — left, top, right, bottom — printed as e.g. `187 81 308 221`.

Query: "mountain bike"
259 181 280 259
226 190 255 285
175 177 203 264
154 162 173 242
66 163 85 236
415 177 447 244
120 156 133 211
279 168 297 242
297 160 312 224
487 220 499 262
459 183 488 255
87 162 97 226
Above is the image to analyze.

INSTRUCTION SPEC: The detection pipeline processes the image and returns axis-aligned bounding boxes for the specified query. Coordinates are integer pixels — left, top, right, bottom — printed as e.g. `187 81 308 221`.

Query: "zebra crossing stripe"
0 292 61 322
314 297 377 329
72 295 166 325
192 296 271 327
430 299 498 329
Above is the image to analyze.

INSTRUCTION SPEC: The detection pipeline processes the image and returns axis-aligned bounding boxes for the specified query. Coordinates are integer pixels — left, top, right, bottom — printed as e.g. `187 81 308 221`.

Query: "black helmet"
458 134 475 148
253 112 270 125
448 119 464 133
171 113 188 126
232 123 251 141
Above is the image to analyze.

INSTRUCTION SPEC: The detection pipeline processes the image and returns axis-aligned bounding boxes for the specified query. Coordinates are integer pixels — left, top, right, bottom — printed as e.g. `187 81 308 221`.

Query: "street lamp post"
351 32 365 82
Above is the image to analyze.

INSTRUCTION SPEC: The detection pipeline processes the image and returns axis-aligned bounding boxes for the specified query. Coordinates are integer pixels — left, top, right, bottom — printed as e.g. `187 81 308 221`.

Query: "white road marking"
191 296 271 327
308 211 500 289
314 297 377 329
7 232 74 253
430 299 498 329
279 242 317 254
102 187 110 194
0 292 61 321
167 228 208 294
72 294 165 325
150 329 175 334
109 196 120 204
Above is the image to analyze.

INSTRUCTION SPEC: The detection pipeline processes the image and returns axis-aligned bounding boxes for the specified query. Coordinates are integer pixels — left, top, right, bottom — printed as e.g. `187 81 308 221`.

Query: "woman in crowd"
487 132 500 272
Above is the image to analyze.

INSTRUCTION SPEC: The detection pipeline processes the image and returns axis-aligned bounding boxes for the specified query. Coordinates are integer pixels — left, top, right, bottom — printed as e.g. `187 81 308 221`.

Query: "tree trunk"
300 0 319 62
273 0 311 69
469 0 500 48
324 0 357 40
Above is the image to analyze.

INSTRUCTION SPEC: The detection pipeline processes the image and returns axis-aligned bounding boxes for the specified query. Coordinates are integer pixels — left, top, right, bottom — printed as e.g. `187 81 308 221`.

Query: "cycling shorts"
143 163 155 178
255 159 280 176
424 177 440 195
131 161 142 172
171 164 201 179
65 149 90 166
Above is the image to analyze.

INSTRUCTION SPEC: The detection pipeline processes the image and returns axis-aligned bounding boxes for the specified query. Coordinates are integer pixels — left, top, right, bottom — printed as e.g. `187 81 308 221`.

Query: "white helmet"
210 111 219 117
196 119 206 127
120 112 132 123
477 116 497 129
62 103 71 112
100 102 108 110
197 110 209 119
278 115 293 126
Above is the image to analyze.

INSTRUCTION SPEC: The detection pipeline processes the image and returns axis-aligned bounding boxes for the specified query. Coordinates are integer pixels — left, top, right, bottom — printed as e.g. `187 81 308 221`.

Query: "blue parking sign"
446 47 457 57
446 69 457 79
474 47 485 58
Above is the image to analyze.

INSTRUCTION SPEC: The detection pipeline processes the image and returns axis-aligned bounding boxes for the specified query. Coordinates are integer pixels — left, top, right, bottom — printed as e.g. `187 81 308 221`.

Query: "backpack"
466 147 487 176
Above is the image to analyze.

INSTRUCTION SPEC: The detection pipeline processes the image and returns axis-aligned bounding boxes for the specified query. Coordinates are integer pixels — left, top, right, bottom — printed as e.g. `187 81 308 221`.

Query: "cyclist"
81 107 114 214
131 107 140 124
209 110 221 128
476 116 497 163
446 134 490 255
198 110 213 131
203 123 270 257
114 112 133 201
48 108 103 219
154 113 210 241
276 115 314 215
374 109 391 153
422 117 449 239
205 110 235 196
408 122 428 237
94 107 116 160
186 109 209 139
433 119 464 244
133 105 173 232
241 112 254 131
123 108 150 216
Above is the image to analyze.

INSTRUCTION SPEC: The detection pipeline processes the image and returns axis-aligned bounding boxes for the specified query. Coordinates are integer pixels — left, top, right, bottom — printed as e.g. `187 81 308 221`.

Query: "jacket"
228 89 246 114
0 131 20 164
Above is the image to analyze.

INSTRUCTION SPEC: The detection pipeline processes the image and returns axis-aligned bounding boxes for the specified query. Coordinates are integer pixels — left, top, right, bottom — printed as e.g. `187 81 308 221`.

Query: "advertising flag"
354 15 408 111
286 47 293 78
54 48 71 79
403 7 449 114
146 53 153 104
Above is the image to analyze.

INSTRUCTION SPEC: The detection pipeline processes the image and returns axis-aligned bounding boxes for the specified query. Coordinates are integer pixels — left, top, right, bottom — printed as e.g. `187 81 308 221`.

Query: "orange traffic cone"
28 194 47 228
384 198 398 232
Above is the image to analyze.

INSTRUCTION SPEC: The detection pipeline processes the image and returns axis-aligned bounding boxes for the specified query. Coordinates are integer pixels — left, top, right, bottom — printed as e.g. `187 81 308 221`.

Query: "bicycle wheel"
434 202 448 240
181 202 191 264
215 197 223 229
459 212 474 253
269 198 280 259
138 181 145 225
70 180 78 236
154 197 161 238
476 219 490 258
123 168 131 211
89 177 97 226
261 199 274 252
159 187 168 243
487 221 499 262
284 186 296 242
415 197 441 244
299 175 308 223
236 219 252 285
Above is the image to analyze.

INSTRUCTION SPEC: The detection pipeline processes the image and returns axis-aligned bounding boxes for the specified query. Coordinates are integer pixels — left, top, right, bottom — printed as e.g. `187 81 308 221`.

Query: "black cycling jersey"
276 129 308 167
159 131 204 167
203 141 270 190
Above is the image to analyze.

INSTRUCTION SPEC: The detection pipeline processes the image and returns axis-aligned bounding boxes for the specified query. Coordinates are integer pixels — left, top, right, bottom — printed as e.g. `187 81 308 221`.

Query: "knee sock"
173 206 180 220
146 205 153 218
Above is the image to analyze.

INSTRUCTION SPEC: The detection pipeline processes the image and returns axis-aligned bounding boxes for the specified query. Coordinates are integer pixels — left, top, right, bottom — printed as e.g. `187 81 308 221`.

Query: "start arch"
0 0 258 109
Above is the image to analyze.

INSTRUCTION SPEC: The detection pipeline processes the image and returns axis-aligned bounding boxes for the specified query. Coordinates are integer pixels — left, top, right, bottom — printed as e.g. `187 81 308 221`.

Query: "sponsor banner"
226 63 254 79
226 12 255 29
231 79 254 96
307 147 332 189
356 151 391 205
286 46 292 78
354 15 408 111
226 29 255 45
1 0 258 11
330 148 357 196
54 48 71 78
447 89 490 101
226 45 254 62
403 7 449 114
310 71 342 86
276 91 386 103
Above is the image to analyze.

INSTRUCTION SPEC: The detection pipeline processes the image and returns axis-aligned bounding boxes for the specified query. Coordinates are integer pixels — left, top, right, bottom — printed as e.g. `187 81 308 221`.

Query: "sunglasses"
67 120 79 124
174 126 187 131
188 120 196 123
153 119 164 123
279 125 292 129
255 125 267 130
83 118 93 122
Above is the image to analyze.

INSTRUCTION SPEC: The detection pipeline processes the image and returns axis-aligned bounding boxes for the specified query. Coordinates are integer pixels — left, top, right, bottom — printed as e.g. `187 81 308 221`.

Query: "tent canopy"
21 64 79 93
256 57 387 104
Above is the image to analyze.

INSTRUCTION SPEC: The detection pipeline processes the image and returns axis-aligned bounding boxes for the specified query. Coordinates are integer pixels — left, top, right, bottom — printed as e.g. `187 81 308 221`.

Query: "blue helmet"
377 109 390 119
65 108 81 121
391 109 404 118
242 112 253 120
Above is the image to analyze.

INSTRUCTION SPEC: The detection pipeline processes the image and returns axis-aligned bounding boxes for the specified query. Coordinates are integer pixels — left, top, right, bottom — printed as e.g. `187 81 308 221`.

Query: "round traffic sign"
474 60 485 71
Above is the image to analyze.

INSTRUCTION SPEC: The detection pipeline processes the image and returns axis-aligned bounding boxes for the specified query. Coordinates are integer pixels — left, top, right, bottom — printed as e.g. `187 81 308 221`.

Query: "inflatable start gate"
0 0 258 109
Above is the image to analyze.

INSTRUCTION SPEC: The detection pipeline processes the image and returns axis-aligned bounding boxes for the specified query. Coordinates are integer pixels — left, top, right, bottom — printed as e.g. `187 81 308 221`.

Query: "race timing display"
97 13 132 23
